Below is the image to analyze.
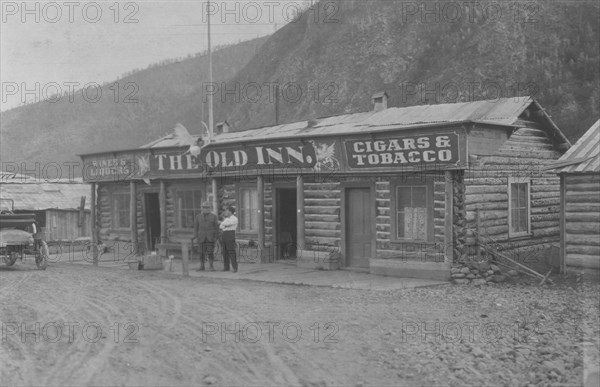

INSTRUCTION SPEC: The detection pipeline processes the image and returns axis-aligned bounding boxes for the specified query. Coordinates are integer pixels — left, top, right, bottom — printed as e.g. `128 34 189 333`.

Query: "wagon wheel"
35 241 49 270
3 251 18 266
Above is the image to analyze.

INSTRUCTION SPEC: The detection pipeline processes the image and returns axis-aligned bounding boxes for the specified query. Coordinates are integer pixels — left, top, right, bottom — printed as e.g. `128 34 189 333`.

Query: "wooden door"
345 188 372 268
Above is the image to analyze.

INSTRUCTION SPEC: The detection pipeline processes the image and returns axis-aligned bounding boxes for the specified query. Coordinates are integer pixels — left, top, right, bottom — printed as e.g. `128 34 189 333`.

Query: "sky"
1 0 310 111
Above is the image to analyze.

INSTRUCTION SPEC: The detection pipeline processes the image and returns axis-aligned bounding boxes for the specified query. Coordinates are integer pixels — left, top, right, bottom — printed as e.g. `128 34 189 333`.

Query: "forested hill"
218 0 599 140
0 37 267 170
1 0 598 173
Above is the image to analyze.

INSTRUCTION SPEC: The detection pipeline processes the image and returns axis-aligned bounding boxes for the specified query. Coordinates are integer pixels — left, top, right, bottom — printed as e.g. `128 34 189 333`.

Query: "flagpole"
207 0 214 144
207 1 218 215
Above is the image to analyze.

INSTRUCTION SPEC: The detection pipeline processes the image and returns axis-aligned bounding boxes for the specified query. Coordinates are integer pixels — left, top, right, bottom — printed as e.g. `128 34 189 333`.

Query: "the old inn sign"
81 131 465 182
82 141 321 182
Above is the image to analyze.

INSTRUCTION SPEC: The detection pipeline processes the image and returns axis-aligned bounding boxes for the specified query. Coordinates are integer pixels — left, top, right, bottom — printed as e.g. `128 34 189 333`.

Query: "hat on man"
201 201 212 208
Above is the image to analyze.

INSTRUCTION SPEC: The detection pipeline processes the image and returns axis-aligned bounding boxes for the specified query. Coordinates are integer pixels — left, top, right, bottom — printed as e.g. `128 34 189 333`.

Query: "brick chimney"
372 92 389 112
216 121 230 134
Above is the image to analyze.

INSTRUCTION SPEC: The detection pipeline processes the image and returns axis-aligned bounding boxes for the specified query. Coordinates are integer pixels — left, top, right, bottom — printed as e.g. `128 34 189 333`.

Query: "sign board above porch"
80 127 467 183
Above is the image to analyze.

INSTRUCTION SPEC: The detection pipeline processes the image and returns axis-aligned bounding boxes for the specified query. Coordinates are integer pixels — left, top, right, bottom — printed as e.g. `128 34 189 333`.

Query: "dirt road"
1 260 598 386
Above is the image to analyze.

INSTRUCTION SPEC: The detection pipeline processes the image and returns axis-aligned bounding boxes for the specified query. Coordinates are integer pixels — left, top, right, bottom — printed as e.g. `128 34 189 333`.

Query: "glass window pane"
412 187 427 208
511 184 519 207
518 208 528 232
239 188 258 232
397 187 411 208
113 193 130 228
397 211 405 239
511 208 519 231
510 182 529 233
414 207 427 239
395 185 429 240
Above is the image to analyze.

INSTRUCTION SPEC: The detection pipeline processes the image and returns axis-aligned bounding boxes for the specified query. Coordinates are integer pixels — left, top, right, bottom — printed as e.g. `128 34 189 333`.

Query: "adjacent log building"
553 119 600 272
79 96 571 279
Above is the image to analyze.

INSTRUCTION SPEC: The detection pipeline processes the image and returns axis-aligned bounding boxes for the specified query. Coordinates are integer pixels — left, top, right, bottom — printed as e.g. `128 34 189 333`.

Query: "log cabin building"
79 95 571 280
552 119 600 272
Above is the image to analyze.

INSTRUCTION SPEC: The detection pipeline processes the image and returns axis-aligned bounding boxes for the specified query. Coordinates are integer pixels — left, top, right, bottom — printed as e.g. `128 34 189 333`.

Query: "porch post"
444 171 454 262
130 181 138 256
257 175 265 263
296 174 305 250
159 181 167 243
211 178 218 214
91 182 98 266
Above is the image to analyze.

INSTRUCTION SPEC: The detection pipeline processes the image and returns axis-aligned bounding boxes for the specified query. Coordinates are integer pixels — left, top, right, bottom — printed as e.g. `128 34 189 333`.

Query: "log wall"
97 180 212 256
563 173 600 270
465 127 563 268
375 173 448 262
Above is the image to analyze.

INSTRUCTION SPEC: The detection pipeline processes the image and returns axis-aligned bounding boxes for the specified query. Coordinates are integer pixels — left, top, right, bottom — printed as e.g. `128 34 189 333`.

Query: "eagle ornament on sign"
311 141 340 172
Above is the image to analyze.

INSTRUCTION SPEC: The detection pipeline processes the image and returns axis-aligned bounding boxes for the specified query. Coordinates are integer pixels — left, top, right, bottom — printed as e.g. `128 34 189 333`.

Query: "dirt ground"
1 259 599 387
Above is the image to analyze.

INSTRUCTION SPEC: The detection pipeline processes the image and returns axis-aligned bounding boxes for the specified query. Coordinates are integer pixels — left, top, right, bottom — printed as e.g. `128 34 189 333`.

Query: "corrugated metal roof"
140 97 535 148
554 119 600 173
0 181 90 211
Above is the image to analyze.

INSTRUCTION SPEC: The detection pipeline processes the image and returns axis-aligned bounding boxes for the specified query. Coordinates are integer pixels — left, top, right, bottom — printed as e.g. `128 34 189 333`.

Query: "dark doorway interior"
144 193 161 251
345 187 372 268
276 188 297 259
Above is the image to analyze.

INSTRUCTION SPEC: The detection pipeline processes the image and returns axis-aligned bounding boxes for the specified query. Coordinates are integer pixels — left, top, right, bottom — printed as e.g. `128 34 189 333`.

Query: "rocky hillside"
218 0 598 139
1 0 598 173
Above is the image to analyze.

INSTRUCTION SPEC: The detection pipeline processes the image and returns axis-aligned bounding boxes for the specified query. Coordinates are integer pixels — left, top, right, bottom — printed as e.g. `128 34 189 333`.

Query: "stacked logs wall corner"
452 170 467 264
562 173 600 271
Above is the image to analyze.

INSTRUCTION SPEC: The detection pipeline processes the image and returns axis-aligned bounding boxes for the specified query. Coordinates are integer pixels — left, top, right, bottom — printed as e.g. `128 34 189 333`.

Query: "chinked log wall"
563 173 600 270
97 181 214 256
376 173 448 262
464 127 563 266
221 177 341 253
223 172 448 262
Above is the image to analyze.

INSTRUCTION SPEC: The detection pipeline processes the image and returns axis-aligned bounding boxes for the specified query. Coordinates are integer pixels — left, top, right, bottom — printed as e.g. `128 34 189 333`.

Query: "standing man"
219 206 238 272
194 201 219 271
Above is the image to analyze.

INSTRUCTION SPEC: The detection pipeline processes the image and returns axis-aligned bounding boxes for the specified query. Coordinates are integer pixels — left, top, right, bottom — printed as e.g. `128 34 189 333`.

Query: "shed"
0 173 91 242
553 119 600 272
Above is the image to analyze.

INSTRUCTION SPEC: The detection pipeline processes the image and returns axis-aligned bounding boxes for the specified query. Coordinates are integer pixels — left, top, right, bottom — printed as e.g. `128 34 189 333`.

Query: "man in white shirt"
219 206 238 272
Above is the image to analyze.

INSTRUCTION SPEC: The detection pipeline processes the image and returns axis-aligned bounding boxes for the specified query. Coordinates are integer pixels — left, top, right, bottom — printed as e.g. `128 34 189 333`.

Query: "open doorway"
275 188 297 259
144 193 161 251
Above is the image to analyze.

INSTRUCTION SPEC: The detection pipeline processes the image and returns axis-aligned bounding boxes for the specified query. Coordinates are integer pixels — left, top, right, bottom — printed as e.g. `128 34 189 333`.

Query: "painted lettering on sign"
204 144 316 170
345 134 460 168
144 143 318 174
84 157 135 181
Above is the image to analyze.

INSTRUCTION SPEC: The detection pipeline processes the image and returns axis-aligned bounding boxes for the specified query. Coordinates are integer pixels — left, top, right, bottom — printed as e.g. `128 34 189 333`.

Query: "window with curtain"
112 192 130 229
176 189 202 228
395 185 428 241
509 179 530 236
238 187 258 232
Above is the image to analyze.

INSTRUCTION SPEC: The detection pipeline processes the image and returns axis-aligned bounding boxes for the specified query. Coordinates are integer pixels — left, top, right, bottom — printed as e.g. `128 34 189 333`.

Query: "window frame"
174 187 203 230
390 178 435 243
508 176 531 238
236 184 259 234
111 191 130 230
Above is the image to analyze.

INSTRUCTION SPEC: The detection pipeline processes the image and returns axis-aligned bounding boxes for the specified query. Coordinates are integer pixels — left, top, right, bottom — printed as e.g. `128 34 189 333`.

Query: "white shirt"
219 215 238 231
